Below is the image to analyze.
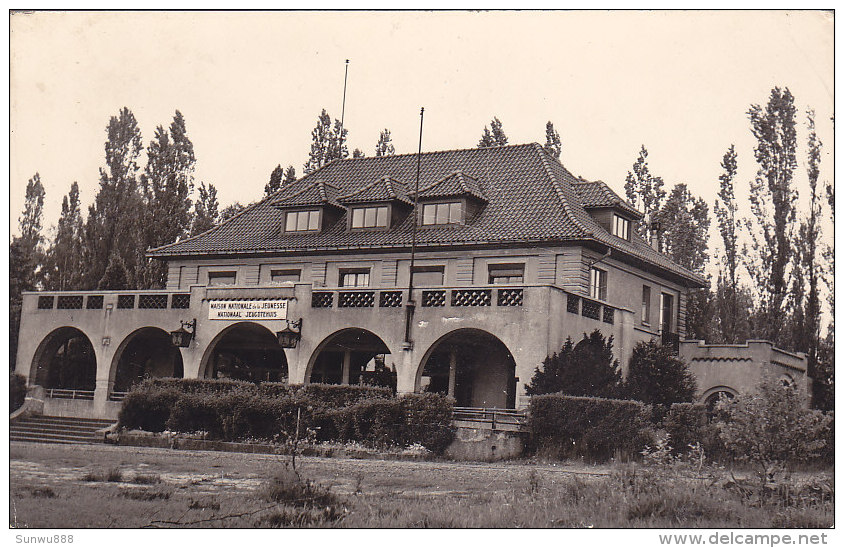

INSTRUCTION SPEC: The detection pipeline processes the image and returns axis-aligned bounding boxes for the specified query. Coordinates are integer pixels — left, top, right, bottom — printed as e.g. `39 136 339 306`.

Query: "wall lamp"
170 319 197 348
276 318 303 348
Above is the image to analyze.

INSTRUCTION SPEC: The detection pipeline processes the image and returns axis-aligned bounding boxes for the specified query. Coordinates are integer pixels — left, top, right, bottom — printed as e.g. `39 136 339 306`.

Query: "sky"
8 10 835 273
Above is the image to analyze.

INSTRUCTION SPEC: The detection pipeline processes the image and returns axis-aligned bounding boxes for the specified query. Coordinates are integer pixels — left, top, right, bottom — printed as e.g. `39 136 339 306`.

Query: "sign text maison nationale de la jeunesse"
208 299 288 320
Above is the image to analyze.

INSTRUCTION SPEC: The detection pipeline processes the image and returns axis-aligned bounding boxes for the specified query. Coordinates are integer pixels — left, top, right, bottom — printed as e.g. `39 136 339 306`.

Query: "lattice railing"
566 294 580 314
46 388 95 400
37 296 54 310
338 291 375 308
117 295 135 309
603 306 615 324
497 288 523 306
86 295 104 309
379 291 403 308
311 292 334 308
56 295 83 309
581 298 600 320
171 294 191 309
421 290 446 307
138 294 168 309
452 289 492 307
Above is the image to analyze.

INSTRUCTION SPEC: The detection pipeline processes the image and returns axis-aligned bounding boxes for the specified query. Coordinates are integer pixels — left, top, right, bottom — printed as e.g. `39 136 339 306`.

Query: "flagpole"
404 107 425 347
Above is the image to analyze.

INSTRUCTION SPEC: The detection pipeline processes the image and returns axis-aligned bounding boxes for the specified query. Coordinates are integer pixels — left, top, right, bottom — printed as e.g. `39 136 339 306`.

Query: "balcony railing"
108 391 129 402
453 407 527 430
46 388 95 400
312 286 527 309
30 290 191 311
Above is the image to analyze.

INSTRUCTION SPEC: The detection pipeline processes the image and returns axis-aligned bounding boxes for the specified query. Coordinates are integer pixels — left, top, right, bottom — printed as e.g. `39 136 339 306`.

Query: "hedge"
118 379 453 452
528 393 652 462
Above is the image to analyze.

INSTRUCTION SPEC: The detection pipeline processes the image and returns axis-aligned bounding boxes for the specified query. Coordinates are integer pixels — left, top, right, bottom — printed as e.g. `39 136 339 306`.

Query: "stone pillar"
395 347 417 394
448 351 457 398
341 350 351 385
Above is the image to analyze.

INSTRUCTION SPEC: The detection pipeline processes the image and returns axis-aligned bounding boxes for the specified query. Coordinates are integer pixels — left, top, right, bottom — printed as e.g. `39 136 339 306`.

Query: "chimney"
649 221 661 251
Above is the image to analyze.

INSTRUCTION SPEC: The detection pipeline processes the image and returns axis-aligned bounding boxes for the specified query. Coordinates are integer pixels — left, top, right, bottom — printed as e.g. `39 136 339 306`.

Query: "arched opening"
202 322 288 383
307 328 395 389
31 327 97 391
703 388 736 416
112 328 184 392
417 329 517 409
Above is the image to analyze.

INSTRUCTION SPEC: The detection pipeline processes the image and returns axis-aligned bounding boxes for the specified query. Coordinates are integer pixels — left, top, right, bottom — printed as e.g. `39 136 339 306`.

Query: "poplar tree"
375 129 395 157
82 107 144 289
44 182 84 291
543 121 562 159
744 87 798 345
265 164 284 195
478 117 508 147
304 109 348 174
191 181 219 236
624 145 666 242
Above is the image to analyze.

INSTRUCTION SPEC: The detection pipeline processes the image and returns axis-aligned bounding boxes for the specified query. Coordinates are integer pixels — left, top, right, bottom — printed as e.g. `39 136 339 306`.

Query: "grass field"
9 442 833 528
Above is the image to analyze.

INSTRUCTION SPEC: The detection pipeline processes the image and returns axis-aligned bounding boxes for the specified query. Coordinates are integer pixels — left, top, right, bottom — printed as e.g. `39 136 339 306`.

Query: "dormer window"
285 209 320 232
422 202 462 226
351 205 389 229
612 214 630 240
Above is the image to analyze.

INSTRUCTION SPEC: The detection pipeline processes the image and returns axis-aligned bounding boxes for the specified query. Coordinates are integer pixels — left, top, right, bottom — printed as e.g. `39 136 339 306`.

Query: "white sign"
208 299 288 320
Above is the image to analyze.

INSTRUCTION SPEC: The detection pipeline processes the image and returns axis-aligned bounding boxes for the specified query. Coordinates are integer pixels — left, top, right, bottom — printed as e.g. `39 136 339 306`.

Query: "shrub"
624 340 697 407
717 378 833 485
118 384 181 432
335 398 403 446
399 392 454 453
297 383 392 407
661 402 727 460
144 377 255 394
526 330 623 398
10 372 27 412
528 393 651 462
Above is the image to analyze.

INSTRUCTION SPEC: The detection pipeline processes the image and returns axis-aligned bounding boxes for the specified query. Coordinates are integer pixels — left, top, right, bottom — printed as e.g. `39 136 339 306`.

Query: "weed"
260 466 338 509
81 467 123 482
526 470 542 496
29 486 56 498
256 505 344 528
131 473 161 485
188 497 220 511
119 488 171 501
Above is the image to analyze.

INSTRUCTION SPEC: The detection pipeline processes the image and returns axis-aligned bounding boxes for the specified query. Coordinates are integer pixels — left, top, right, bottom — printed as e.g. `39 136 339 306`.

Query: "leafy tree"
220 202 246 222
624 340 697 407
713 144 752 343
43 182 84 291
283 165 296 184
265 164 284 196
191 181 219 236
136 111 195 288
10 173 46 370
525 330 623 398
304 109 349 174
98 254 130 290
375 129 395 157
716 377 832 487
654 183 710 273
624 145 666 241
82 107 144 289
477 116 508 147
543 121 562 159
352 148 365 158
744 87 798 345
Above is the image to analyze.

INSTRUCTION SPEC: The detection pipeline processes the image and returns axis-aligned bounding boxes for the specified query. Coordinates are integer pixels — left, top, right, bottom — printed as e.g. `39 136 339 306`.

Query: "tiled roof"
149 143 705 286
270 181 342 208
572 180 643 219
337 176 413 205
416 170 487 202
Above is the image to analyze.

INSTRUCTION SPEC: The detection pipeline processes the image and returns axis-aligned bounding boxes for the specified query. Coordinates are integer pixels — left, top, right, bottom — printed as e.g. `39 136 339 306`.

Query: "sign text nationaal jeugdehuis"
208 299 288 320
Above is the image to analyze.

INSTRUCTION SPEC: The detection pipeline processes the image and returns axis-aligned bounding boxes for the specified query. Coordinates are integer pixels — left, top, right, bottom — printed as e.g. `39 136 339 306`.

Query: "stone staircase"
10 415 115 445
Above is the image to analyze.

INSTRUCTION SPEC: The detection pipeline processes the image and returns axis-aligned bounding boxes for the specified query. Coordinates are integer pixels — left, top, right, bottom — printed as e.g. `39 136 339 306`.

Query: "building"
13 143 808 419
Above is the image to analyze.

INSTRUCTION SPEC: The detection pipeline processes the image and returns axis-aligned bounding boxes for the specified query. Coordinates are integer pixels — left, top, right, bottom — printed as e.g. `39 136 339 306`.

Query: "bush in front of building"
528 393 652 462
326 398 404 447
296 383 393 408
623 340 697 414
118 383 182 432
399 392 455 453
661 402 727 461
525 330 624 398
10 372 27 412
145 377 256 394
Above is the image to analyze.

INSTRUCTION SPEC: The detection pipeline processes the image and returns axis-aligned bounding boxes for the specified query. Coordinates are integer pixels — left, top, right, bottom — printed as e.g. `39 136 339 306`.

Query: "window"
590 267 607 300
642 285 651 324
285 209 320 232
613 214 630 240
271 269 301 284
660 292 674 333
208 271 237 286
340 269 370 288
488 263 525 284
351 205 389 229
411 266 445 286
422 202 462 226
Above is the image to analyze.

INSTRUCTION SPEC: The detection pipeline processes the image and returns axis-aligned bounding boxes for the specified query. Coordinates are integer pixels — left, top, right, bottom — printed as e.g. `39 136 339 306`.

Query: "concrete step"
10 424 100 436
10 415 113 445
10 431 99 442
16 416 114 427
